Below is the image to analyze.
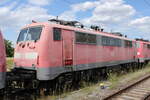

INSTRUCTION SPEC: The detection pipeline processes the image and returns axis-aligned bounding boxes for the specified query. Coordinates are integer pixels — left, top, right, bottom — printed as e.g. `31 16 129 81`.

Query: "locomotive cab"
14 22 74 81
13 23 45 82
14 26 42 70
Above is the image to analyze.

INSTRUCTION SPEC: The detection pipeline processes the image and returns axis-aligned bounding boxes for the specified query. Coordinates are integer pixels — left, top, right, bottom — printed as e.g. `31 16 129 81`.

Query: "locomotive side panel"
147 43 150 59
37 25 64 80
38 26 63 67
62 29 74 66
37 27 75 80
0 31 6 89
136 41 150 62
74 33 136 69
142 42 150 61
14 25 44 69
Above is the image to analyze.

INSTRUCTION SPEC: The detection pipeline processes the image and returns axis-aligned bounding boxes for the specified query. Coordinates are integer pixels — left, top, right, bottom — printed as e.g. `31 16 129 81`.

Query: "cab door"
62 29 73 66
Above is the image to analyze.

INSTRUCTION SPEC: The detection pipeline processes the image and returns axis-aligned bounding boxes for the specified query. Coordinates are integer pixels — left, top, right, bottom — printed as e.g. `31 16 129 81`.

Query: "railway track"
103 74 150 100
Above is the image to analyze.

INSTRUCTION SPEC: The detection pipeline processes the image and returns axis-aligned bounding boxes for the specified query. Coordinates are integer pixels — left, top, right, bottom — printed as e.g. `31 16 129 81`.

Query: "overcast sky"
0 0 150 43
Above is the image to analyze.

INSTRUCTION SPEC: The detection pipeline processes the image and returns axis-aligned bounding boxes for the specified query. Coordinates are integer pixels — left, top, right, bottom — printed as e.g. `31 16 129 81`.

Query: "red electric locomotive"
0 30 6 91
12 20 141 90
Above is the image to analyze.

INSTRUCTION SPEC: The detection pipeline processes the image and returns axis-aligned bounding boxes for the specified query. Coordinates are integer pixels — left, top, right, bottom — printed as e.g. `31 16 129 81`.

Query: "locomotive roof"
23 22 138 42
136 40 150 44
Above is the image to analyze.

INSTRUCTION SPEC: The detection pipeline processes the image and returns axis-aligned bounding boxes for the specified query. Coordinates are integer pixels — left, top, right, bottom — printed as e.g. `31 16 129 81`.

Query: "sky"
0 0 150 43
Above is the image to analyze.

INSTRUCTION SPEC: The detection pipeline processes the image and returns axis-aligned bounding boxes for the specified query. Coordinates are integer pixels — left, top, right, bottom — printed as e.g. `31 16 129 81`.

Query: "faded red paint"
0 30 6 72
136 41 150 59
14 22 148 71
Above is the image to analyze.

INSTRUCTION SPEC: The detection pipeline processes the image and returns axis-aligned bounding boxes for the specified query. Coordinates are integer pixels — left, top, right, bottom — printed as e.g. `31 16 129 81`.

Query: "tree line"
4 39 14 57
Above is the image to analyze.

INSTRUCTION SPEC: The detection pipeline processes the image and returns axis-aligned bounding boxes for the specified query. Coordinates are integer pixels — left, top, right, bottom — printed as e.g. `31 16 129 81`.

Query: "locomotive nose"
14 52 38 69
14 41 39 69
25 52 38 60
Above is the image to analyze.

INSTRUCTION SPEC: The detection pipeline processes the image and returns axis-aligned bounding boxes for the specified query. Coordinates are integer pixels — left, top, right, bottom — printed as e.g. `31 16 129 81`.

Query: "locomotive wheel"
54 76 65 94
71 72 81 90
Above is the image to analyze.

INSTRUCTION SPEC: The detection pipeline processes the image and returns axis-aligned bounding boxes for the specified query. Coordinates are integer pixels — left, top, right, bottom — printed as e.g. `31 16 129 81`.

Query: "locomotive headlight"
137 52 140 55
25 52 38 59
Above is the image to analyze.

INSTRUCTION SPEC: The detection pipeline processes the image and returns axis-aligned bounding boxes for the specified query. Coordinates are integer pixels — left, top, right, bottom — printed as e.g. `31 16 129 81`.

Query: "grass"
60 64 150 100
6 57 13 71
37 65 150 100
108 65 150 89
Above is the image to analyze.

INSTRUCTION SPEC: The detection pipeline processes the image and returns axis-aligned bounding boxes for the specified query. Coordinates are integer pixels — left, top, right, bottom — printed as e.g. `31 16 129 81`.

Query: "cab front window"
17 26 42 42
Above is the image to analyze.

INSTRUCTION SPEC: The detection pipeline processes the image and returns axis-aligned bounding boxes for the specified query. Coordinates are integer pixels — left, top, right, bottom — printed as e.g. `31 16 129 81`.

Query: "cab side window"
125 40 132 47
53 28 61 41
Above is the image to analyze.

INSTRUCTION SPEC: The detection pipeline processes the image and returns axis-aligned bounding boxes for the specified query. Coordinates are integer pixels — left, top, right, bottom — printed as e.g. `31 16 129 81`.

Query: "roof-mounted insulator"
101 29 104 32
90 25 102 31
48 19 84 28
32 20 37 23
111 32 123 37
90 25 99 31
135 38 149 42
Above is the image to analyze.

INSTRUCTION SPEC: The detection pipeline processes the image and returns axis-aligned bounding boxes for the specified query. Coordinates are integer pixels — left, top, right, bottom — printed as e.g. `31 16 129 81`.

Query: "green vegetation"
5 39 14 57
6 57 13 71
60 65 150 100
108 65 150 89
